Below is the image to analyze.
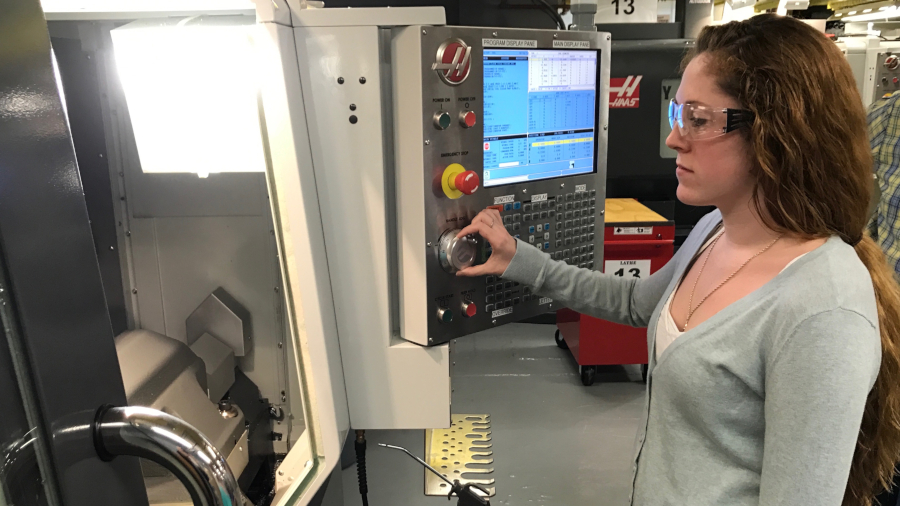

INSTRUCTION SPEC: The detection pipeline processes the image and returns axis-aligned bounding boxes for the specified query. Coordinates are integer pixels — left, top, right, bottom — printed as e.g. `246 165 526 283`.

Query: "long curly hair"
687 14 900 506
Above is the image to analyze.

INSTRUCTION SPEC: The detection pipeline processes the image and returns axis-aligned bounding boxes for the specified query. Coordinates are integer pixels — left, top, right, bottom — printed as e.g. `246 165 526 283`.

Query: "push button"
433 111 451 130
437 308 453 323
462 301 477 317
459 110 477 128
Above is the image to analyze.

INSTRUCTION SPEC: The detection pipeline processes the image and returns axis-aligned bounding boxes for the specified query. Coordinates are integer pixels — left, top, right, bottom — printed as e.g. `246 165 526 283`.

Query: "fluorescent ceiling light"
843 5 900 21
111 17 266 176
41 0 255 20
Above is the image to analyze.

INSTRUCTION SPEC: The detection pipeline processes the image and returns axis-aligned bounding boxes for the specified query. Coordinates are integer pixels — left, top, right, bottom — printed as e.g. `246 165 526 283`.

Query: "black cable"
355 430 369 506
533 0 566 29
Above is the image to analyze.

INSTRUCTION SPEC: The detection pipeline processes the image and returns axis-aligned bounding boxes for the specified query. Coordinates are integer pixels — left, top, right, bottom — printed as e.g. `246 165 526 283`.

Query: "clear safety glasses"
668 100 754 141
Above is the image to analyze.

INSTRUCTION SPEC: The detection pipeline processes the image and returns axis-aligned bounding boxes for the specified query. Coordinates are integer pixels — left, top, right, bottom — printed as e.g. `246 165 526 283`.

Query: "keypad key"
544 232 551 240
588 261 594 269
505 225 512 232
496 283 504 292
582 217 590 226
557 205 564 213
588 244 594 252
487 285 494 294
573 210 581 218
564 230 573 237
505 290 512 298
556 231 563 239
486 295 495 303
565 202 573 210
549 210 556 218
514 282 519 287
574 201 582 209
563 249 570 256
590 189 597 196
528 225 536 234
565 238 573 245
536 224 544 232
523 294 531 302
486 276 495 283
582 192 591 200
588 252 594 260
514 201 522 210
538 211 546 219
495 301 504 309
485 304 494 312
537 242 543 250
515 234 520 239
513 297 521 305
513 223 521 231
556 239 563 248
590 197 596 205
588 232 595 241
545 222 551 230
529 234 535 243
504 203 513 211
565 211 573 219
590 206 596 214
540 202 549 210
523 203 532 212
589 215 596 223
513 214 521 222
544 242 550 250
566 193 574 201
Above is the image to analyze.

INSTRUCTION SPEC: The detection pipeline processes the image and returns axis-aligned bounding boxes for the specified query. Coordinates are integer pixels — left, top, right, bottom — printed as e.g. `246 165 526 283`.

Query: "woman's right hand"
455 209 517 277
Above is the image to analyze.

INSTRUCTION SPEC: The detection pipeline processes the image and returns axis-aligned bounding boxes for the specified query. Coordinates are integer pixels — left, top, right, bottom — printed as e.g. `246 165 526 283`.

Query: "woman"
457 14 900 506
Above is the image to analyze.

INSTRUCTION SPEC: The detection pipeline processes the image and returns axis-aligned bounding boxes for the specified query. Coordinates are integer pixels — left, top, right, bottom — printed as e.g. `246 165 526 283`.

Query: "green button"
439 113 451 129
441 309 453 323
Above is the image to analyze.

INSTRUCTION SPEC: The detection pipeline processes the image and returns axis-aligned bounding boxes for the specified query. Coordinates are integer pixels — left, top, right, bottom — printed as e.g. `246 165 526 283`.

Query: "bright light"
864 8 873 12
111 17 265 175
843 5 900 21
837 12 843 15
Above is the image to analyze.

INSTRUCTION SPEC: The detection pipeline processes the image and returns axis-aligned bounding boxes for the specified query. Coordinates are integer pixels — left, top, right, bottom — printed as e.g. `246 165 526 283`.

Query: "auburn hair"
686 14 900 506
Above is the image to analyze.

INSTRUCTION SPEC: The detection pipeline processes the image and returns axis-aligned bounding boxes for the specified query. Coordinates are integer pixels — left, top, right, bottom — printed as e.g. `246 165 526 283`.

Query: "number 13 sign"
595 0 657 23
605 259 652 279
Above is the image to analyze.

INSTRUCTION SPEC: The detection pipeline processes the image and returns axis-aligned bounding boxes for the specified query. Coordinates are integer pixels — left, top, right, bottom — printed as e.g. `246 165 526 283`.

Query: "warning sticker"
614 226 653 235
492 307 514 318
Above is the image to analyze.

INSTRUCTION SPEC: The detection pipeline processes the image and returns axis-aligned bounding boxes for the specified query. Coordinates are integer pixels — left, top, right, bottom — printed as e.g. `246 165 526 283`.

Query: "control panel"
392 26 610 346
875 52 900 97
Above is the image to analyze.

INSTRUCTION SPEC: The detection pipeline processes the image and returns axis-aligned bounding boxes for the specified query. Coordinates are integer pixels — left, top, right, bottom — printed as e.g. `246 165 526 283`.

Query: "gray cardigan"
502 210 882 506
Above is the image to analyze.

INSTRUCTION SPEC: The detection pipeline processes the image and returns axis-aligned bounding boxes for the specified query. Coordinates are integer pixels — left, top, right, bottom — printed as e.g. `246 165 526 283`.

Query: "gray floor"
341 323 645 506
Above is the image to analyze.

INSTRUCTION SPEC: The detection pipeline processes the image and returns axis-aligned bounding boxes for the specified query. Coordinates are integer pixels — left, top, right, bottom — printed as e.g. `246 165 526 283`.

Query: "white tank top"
655 233 807 360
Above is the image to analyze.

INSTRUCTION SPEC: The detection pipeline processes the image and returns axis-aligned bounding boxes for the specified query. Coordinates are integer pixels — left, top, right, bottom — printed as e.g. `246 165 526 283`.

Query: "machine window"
483 49 599 187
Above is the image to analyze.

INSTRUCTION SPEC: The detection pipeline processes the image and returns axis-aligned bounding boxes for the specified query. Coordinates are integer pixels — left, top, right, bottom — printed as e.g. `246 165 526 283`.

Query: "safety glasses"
668 100 754 141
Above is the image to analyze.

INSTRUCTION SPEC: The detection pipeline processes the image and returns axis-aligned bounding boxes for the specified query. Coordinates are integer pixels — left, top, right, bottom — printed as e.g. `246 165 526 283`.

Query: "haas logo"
609 75 642 108
432 38 472 85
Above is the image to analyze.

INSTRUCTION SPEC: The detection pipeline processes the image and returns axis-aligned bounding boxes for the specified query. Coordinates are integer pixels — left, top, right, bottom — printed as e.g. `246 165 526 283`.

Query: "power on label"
492 307 513 318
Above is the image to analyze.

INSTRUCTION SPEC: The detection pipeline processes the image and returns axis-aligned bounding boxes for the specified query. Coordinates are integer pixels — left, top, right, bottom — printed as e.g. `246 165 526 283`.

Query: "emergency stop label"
492 307 514 318
614 226 653 235
494 195 515 205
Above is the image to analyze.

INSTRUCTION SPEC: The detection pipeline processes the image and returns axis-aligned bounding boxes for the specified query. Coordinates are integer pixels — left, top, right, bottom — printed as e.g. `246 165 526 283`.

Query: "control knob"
438 229 477 273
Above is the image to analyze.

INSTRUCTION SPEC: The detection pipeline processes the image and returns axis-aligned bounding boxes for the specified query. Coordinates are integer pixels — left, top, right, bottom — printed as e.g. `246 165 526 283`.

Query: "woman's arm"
456 208 719 327
758 309 880 505
501 238 682 327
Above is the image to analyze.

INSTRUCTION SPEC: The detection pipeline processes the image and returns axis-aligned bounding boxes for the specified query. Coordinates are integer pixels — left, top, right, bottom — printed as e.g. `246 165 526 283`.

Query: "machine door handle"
92 405 242 506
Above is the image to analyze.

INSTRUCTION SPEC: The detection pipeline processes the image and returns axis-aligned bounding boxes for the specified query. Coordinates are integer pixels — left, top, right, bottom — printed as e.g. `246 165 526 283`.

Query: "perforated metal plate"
425 414 495 497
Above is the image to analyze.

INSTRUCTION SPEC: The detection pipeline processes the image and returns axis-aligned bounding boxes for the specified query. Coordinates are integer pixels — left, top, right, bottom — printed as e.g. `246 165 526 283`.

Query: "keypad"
482 192 598 309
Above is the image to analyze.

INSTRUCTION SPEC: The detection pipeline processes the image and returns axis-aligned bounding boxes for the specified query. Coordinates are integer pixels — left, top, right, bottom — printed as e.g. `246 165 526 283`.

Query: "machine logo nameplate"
494 195 515 205
610 76 642 108
492 307 513 318
483 38 537 48
433 38 472 85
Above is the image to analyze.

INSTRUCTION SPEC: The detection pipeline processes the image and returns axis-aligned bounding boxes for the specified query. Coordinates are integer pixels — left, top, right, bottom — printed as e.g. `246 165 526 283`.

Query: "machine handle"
93 405 242 506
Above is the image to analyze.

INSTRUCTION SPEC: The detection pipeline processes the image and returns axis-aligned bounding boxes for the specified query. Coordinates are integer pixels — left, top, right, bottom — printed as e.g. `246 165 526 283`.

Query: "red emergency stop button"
462 301 477 317
893 77 898 85
454 170 480 195
460 111 477 128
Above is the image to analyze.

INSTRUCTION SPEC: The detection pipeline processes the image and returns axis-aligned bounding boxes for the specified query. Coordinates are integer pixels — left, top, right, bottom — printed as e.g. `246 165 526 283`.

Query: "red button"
463 302 477 317
893 77 898 85
454 170 480 195
460 111 477 128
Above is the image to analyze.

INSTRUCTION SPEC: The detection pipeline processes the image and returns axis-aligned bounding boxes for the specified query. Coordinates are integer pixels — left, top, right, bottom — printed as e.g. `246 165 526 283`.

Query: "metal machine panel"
393 26 610 346
289 17 451 430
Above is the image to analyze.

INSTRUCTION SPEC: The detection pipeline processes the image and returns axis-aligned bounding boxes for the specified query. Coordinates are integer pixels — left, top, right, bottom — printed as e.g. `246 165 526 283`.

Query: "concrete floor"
340 323 646 506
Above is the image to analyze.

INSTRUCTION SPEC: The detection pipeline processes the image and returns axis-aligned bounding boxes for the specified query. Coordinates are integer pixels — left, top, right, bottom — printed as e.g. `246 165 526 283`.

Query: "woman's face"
666 55 755 208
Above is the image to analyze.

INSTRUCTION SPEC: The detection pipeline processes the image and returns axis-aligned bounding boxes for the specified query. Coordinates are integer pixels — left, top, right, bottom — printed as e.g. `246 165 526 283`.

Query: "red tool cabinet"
555 199 675 386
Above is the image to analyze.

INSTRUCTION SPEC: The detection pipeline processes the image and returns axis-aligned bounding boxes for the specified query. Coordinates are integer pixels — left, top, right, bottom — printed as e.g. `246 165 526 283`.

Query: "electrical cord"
355 430 368 506
533 0 566 29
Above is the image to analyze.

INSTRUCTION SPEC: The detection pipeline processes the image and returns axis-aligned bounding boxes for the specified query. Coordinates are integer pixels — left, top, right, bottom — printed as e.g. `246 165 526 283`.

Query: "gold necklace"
683 234 782 331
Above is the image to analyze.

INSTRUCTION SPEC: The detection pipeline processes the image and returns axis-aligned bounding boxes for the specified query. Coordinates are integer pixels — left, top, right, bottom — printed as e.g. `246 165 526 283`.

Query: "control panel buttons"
462 301 477 317
437 308 453 324
434 111 452 130
459 111 477 128
438 229 477 273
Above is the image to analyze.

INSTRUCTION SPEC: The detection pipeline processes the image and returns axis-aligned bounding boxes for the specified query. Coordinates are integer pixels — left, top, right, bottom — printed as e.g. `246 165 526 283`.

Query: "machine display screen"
482 49 599 187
